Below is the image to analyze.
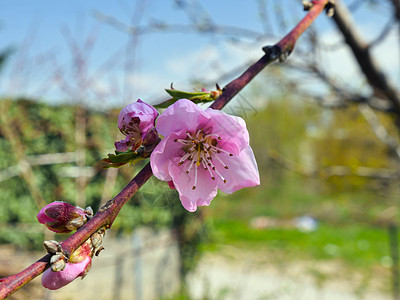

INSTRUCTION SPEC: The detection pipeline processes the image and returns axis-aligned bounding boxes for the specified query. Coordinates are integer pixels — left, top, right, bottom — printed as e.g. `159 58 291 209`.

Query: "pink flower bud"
116 99 159 152
37 201 86 233
42 241 92 290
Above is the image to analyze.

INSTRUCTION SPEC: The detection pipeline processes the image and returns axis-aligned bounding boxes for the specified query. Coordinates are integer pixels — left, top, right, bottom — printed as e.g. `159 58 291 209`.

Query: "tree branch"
0 163 153 299
358 104 400 160
331 0 400 127
211 0 330 110
0 1 331 297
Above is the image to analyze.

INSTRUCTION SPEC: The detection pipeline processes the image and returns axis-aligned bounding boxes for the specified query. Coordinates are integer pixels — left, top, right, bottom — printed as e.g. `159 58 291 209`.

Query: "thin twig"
359 104 400 160
211 0 330 110
368 16 396 48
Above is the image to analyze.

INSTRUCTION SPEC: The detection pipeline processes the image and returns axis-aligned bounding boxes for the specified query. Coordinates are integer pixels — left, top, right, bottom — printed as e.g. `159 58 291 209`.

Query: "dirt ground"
187 246 388 300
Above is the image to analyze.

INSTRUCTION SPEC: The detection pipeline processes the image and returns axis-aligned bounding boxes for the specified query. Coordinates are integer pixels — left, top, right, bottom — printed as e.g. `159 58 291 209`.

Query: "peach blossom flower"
150 99 260 211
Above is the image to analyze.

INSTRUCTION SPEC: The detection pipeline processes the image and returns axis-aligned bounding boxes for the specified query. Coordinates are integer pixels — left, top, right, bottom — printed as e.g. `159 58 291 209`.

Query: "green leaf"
154 89 215 109
102 150 145 168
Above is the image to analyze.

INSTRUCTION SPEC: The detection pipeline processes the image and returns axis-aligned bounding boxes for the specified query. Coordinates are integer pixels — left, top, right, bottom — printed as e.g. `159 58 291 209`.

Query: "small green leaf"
102 150 145 168
154 89 216 109
165 89 211 100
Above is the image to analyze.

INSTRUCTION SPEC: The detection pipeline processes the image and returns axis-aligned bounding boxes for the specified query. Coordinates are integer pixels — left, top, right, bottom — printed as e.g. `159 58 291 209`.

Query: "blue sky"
0 0 398 109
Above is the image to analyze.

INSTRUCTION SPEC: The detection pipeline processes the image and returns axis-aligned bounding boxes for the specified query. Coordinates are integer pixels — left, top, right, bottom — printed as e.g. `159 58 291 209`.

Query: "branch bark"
211 0 330 110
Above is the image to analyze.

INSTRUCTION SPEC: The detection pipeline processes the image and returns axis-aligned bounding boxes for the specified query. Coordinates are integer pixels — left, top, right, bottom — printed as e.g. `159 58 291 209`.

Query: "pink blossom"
116 99 159 152
150 99 260 212
37 201 86 233
42 242 92 290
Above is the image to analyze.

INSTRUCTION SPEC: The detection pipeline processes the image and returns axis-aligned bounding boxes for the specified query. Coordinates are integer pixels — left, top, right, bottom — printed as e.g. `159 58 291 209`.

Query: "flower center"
174 129 233 190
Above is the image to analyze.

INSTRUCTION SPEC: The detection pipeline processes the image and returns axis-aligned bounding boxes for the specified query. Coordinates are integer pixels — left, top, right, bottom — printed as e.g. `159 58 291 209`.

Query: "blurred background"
1 0 400 299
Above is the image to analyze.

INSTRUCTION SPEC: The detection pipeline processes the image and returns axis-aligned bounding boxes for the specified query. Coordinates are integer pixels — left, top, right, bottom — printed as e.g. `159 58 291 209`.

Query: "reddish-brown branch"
0 1 330 298
0 163 153 299
211 0 330 110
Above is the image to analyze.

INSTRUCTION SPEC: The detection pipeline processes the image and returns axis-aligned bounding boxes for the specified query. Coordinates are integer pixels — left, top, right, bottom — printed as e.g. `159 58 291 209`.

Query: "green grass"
206 219 391 270
200 174 397 273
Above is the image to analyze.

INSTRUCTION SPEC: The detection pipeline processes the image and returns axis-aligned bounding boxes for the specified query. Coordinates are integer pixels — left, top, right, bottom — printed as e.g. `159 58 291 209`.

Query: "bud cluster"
37 202 101 290
41 240 93 290
43 240 67 272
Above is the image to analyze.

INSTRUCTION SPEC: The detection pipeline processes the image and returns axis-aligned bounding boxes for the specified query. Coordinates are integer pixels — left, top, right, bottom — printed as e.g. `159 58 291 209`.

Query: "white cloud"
165 45 220 76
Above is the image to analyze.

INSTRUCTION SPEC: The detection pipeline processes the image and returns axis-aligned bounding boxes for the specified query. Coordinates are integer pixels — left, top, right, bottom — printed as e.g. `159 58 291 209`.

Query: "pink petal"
214 146 260 194
41 257 91 290
114 138 129 152
156 99 209 137
37 206 57 224
204 109 249 155
150 130 187 182
168 158 218 212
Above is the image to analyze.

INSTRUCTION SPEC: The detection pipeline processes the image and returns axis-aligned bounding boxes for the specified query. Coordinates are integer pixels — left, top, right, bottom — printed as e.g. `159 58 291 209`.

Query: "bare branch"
368 16 396 48
391 0 400 22
93 10 267 41
211 0 331 110
358 104 400 159
332 0 400 126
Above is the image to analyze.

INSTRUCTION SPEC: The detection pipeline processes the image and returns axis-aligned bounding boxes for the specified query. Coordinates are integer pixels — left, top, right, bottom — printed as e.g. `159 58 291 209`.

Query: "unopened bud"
50 253 67 272
325 2 335 17
210 90 222 100
90 227 106 256
279 51 290 62
302 1 313 10
116 99 159 152
43 240 61 254
37 201 87 233
84 206 94 219
95 246 105 257
90 233 102 250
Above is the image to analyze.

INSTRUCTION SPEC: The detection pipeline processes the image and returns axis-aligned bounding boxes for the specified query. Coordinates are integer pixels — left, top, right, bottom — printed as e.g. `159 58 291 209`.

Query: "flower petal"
214 146 260 194
156 99 209 137
41 257 91 290
150 130 187 182
114 138 129 152
204 109 249 155
168 158 218 212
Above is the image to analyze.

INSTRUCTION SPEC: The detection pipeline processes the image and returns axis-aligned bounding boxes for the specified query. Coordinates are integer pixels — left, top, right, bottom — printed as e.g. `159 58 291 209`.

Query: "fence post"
133 231 143 300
